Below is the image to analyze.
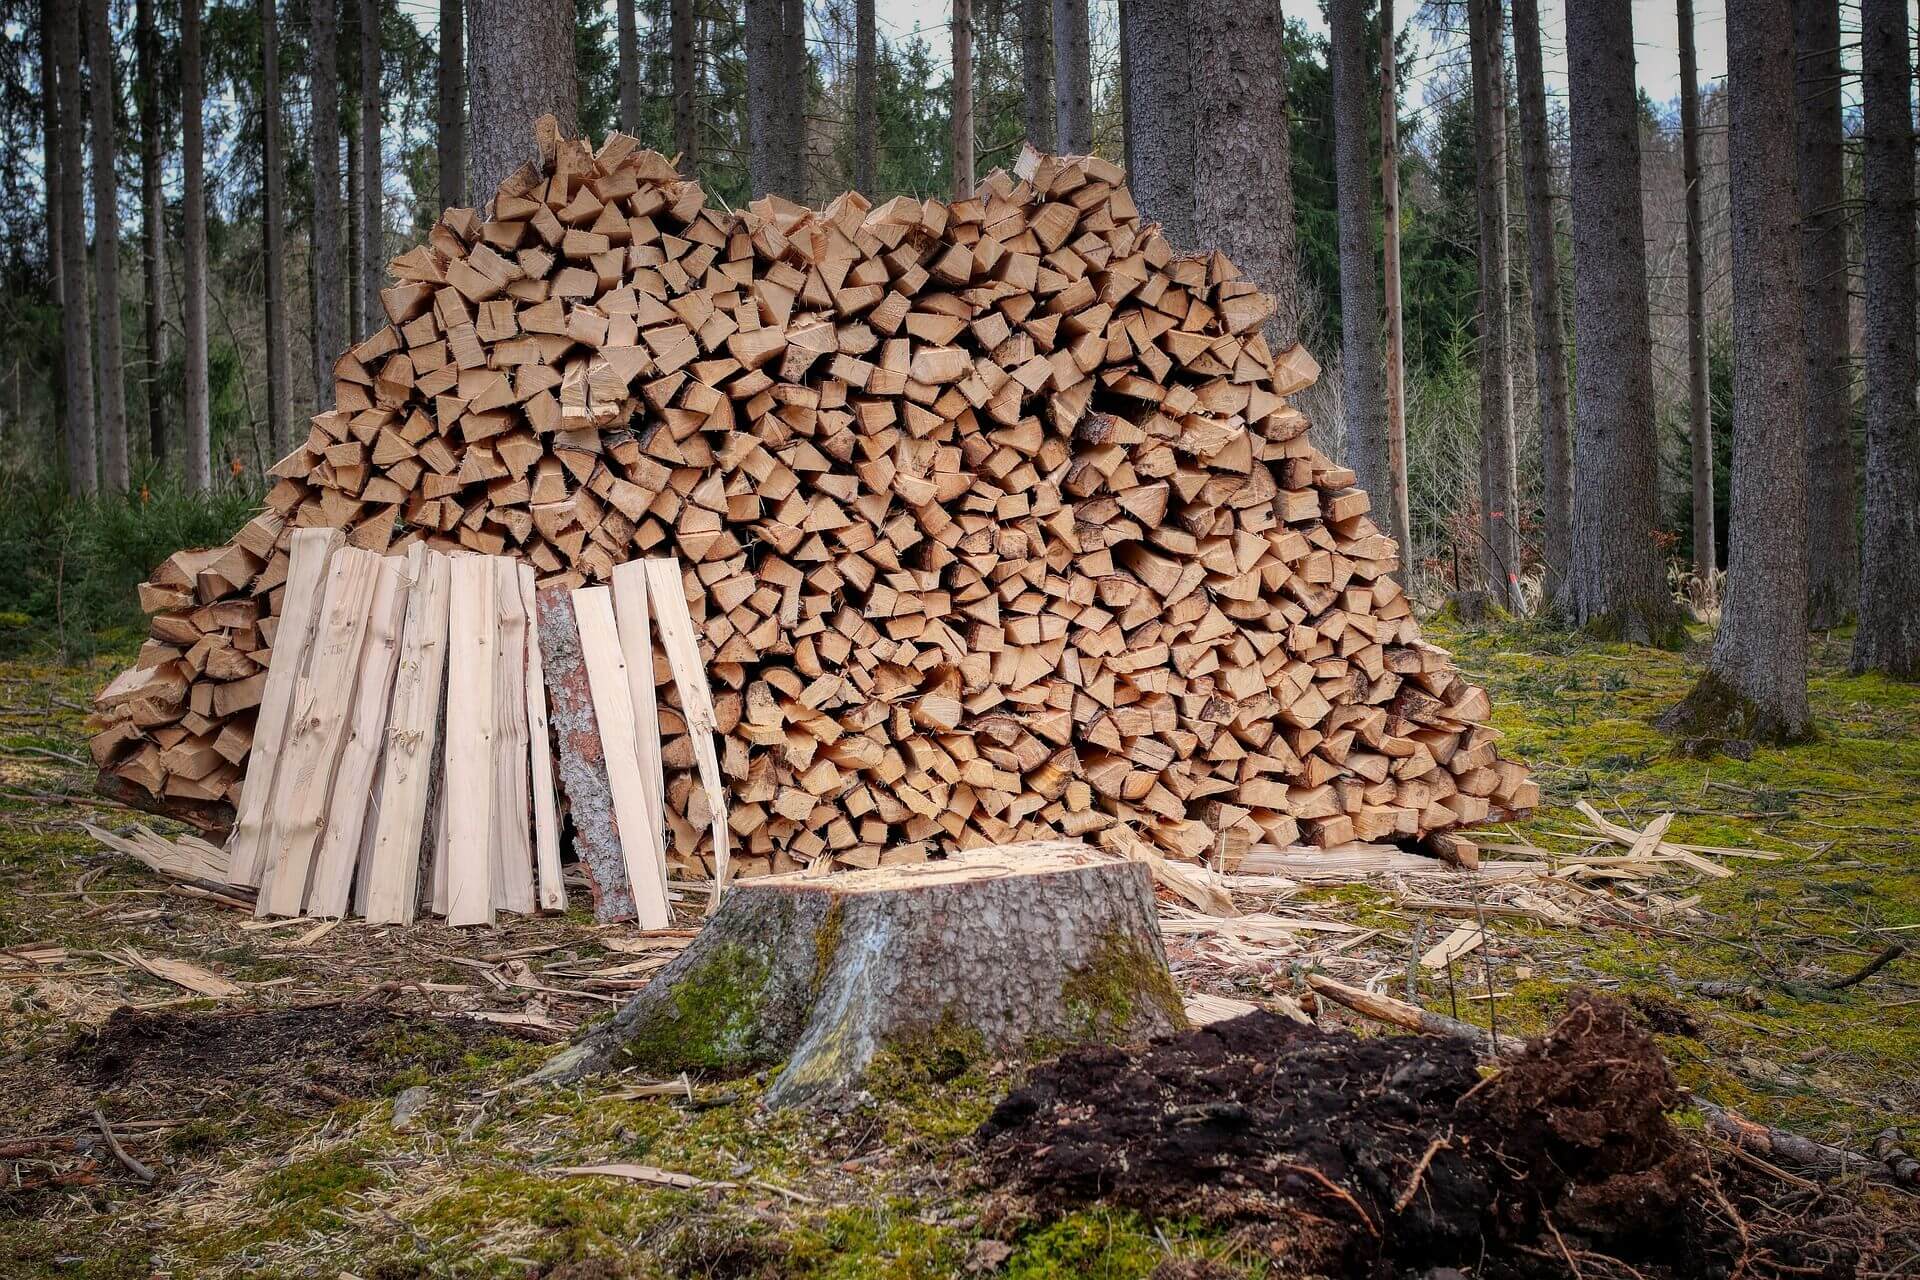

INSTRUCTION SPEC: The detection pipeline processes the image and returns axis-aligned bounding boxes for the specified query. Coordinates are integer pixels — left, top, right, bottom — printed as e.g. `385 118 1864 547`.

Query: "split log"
526 840 1185 1107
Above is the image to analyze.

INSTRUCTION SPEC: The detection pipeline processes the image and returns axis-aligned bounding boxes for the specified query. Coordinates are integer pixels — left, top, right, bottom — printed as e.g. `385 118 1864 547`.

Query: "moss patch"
1059 927 1187 1043
612 939 774 1074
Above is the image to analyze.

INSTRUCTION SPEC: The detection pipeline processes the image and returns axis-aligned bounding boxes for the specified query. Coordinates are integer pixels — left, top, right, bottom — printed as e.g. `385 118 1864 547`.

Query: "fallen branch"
1819 942 1906 990
1304 971 1526 1056
92 1108 155 1184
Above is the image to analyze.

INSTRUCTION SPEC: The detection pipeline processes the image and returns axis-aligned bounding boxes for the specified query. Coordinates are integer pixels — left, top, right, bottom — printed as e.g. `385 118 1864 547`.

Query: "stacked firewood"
91 125 1536 880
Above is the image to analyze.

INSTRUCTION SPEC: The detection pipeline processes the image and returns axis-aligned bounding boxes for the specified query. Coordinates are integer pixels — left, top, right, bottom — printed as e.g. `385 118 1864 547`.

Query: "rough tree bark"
784 0 807 199
617 0 640 135
438 0 465 209
526 844 1186 1108
181 0 209 492
1561 0 1680 643
1189 0 1295 347
1679 0 1714 578
745 0 783 198
1327 0 1391 561
1379 0 1410 579
87 0 128 491
55 0 96 495
1122 0 1192 249
1669 0 1810 742
1512 0 1571 596
672 0 696 173
346 99 363 340
312 0 343 412
359 0 383 337
260 0 291 457
138 0 168 465
1851 0 1919 676
1052 0 1092 154
468 0 579 203
1466 0 1518 609
1794 0 1855 629
1021 0 1054 153
954 0 974 198
853 0 876 191
41 0 61 311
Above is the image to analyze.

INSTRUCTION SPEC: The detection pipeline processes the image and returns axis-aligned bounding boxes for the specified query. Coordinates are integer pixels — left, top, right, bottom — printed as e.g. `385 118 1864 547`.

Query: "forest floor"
0 620 1916 1278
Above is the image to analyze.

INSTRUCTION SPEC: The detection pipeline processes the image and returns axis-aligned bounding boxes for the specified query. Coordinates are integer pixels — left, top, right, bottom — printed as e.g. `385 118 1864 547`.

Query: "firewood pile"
91 124 1535 886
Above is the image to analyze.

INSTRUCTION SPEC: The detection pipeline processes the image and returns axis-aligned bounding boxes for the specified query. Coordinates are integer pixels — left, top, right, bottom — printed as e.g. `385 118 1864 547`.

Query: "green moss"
1058 928 1187 1044
778 1202 967 1278
253 1146 384 1236
612 940 774 1074
812 897 845 995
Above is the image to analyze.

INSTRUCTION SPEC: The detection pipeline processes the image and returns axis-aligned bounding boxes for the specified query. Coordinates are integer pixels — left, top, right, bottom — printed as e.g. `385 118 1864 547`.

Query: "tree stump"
527 841 1186 1107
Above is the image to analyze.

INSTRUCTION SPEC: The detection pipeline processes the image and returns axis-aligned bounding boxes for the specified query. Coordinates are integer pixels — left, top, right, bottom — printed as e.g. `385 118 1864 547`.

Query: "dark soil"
979 992 1882 1279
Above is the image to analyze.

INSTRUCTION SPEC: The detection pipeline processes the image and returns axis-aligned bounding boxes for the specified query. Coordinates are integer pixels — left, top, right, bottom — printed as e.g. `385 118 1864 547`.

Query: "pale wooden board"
306 551 413 917
255 547 384 918
610 560 669 907
519 565 567 913
363 548 452 925
572 586 673 930
226 528 344 887
444 554 499 927
642 558 730 906
490 557 536 915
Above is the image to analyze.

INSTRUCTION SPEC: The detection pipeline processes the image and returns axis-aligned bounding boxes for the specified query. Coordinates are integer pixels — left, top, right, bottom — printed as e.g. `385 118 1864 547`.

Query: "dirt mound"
978 992 1874 1278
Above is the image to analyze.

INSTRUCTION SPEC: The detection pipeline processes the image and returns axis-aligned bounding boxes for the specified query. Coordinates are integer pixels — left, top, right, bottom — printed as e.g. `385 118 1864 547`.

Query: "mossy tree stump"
528 841 1186 1107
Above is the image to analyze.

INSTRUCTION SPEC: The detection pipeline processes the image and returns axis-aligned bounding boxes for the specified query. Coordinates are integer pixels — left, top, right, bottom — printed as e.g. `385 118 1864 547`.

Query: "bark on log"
528 842 1185 1107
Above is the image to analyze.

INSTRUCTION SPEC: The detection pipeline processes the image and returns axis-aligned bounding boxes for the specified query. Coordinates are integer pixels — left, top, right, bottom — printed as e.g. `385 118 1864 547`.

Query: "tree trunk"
359 0 383 336
1793 0 1855 629
526 844 1186 1109
745 0 783 198
1379 0 1410 580
138 0 168 468
181 0 209 492
1021 0 1054 153
468 0 578 205
672 0 696 173
1679 0 1714 579
1671 0 1810 742
346 99 364 341
260 0 291 458
438 0 465 209
1561 0 1678 642
87 0 128 492
1189 0 1295 348
1466 0 1517 609
312 0 343 416
784 0 807 200
41 0 62 312
1851 0 1920 675
1512 0 1571 597
1122 0 1191 249
1328 0 1391 563
1117 0 1130 173
953 0 974 198
617 0 640 134
55 0 96 496
853 0 876 191
1052 0 1092 154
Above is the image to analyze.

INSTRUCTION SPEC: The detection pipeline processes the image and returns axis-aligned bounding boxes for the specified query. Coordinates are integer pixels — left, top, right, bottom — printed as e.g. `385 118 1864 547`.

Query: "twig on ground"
92 1108 155 1184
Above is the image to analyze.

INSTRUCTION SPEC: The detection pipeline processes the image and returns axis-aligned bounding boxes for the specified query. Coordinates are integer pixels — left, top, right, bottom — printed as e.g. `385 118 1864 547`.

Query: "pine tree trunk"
1052 0 1092 154
346 99 364 341
672 0 696 172
1851 0 1920 675
953 0 974 198
745 0 782 198
1189 0 1295 347
1794 0 1856 629
1379 0 1410 580
1512 0 1571 597
138 0 168 468
853 0 876 191
312 0 343 418
41 0 61 312
438 0 465 208
1672 0 1811 741
784 0 807 199
617 0 640 134
359 0 383 335
55 0 96 496
1122 0 1191 249
87 0 128 492
1561 0 1678 642
1020 0 1054 153
260 0 291 458
1678 0 1714 579
1328 0 1390 560
181 0 209 492
468 0 578 207
1466 0 1518 609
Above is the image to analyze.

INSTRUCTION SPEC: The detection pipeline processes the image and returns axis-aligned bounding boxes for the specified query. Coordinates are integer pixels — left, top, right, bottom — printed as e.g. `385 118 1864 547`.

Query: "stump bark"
528 841 1186 1107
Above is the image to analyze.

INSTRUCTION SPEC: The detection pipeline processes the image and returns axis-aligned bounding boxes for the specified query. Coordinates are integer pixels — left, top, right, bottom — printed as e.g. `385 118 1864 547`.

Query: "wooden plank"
572 586 672 929
519 564 567 912
306 550 414 917
642 558 729 906
609 560 668 905
226 527 344 886
255 547 384 917
444 554 498 927
491 557 536 914
363 548 452 924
